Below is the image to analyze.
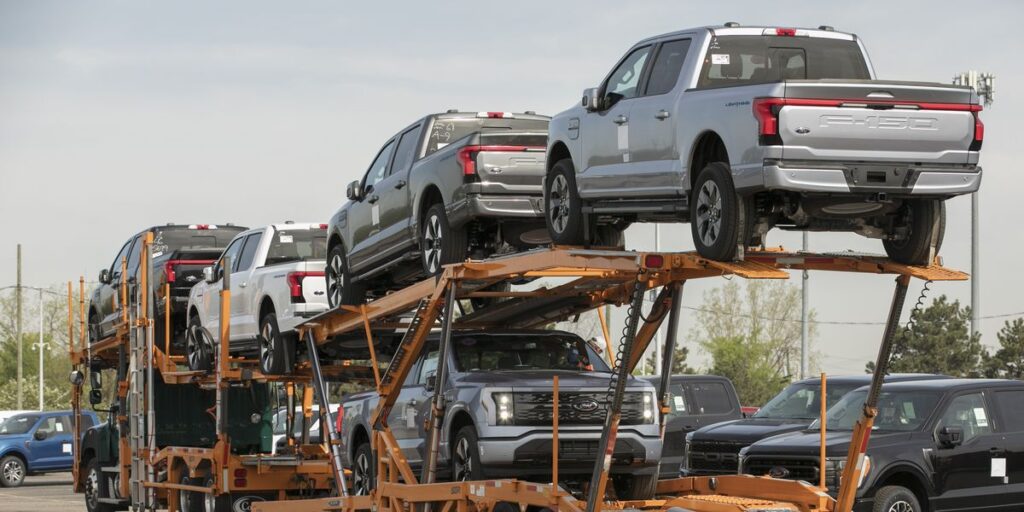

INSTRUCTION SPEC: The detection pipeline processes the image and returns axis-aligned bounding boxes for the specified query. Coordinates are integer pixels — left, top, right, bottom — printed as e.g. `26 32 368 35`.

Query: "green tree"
639 344 694 376
865 295 987 377
702 335 788 405
985 318 1024 379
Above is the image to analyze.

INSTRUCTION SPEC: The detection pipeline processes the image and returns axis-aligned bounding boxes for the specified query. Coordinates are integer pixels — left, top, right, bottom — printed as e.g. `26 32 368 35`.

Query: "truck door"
992 388 1024 506
348 139 396 272
388 347 435 469
930 391 1004 510
201 236 244 337
577 44 652 200
95 239 133 337
230 231 264 340
26 415 73 470
689 379 741 428
377 124 422 257
628 38 692 199
659 379 697 478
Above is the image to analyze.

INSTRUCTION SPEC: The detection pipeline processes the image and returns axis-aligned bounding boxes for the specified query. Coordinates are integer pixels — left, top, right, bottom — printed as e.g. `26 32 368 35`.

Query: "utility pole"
800 232 809 380
952 71 994 341
37 288 44 411
16 244 23 410
652 224 661 375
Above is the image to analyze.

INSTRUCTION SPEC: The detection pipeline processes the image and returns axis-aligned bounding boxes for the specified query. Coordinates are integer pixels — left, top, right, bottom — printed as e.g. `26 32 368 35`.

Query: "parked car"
338 330 661 499
270 404 339 454
741 379 1024 512
642 375 742 478
326 111 550 306
545 23 983 263
89 224 246 349
683 374 947 476
186 223 329 374
0 410 99 487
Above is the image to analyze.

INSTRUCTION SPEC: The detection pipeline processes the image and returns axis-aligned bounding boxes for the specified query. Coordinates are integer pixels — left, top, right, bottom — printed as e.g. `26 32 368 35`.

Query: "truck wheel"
203 476 231 512
326 244 365 308
872 485 921 512
0 455 25 488
179 472 203 512
88 311 100 343
451 426 483 482
259 313 294 375
882 200 945 266
690 162 752 261
421 203 468 275
545 159 586 246
185 316 213 373
352 442 376 496
593 225 625 248
83 459 116 512
613 472 657 500
469 282 510 312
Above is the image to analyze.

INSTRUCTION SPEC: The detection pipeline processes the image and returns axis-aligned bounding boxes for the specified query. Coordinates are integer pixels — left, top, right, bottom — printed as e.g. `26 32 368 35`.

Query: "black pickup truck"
741 379 1024 512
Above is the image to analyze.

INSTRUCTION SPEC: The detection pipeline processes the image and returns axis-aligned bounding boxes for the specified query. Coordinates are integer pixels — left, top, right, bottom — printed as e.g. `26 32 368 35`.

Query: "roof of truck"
859 378 1024 392
638 24 857 46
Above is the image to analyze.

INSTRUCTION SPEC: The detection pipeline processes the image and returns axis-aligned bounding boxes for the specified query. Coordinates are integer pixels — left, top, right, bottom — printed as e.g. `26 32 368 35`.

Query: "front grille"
512 391 647 426
742 456 821 484
558 439 598 459
687 440 746 473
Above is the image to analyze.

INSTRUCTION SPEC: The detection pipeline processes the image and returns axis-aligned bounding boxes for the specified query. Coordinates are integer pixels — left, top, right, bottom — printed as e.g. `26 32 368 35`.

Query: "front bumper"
757 161 981 196
475 430 659 477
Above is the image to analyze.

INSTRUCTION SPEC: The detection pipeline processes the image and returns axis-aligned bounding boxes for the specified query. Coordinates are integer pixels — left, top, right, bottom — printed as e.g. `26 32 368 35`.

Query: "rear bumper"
751 161 981 196
448 194 545 225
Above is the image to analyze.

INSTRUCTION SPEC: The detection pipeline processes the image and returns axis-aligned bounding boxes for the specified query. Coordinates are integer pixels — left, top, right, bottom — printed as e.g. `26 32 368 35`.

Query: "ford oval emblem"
571 398 600 412
795 127 811 134
768 466 791 479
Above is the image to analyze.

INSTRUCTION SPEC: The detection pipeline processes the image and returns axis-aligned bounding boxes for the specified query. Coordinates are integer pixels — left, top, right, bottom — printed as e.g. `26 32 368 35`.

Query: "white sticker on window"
152 251 163 259
991 457 1007 478
974 407 988 427
56 422 65 432
673 395 686 412
617 123 628 151
406 405 416 429
63 443 72 454
279 235 293 244
711 54 730 65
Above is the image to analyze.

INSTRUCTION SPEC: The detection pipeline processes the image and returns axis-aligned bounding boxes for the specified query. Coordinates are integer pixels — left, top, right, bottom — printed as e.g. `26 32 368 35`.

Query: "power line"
676 304 1024 326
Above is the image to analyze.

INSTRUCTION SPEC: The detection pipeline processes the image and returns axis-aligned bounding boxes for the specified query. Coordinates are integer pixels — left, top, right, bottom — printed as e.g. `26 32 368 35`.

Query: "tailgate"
776 80 980 164
163 249 221 293
295 261 327 306
462 131 547 192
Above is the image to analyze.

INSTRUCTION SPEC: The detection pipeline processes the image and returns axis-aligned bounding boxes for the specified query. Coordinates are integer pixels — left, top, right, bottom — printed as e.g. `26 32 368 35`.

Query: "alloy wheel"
353 451 371 496
453 437 473 481
887 501 914 512
84 467 100 509
695 180 723 247
2 458 23 486
423 214 443 273
548 174 570 234
327 252 343 307
259 321 275 372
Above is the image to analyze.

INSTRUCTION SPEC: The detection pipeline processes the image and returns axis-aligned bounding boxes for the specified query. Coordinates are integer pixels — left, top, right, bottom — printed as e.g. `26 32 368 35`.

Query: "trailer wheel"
872 485 921 512
185 316 213 373
545 159 585 245
203 476 230 512
179 472 202 512
0 455 25 488
613 472 657 500
352 442 376 496
690 162 752 261
326 244 365 307
259 313 294 375
593 224 625 248
421 203 468 276
883 200 945 266
451 426 483 482
83 459 116 512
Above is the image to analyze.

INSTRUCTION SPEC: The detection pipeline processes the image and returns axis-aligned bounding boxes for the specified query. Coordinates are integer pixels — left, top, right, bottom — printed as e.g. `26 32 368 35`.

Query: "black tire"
469 282 511 312
593 225 625 248
258 312 294 375
326 244 365 308
421 203 468 276
203 476 230 512
185 316 213 373
690 162 752 261
352 442 376 496
883 200 945 266
88 311 100 343
179 471 203 512
451 426 483 482
872 485 921 512
83 459 117 512
545 158 586 246
0 455 25 488
613 472 658 500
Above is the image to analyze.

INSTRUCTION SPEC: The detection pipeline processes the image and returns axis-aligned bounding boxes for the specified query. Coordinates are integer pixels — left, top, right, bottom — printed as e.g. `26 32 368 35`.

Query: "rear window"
690 381 735 415
698 35 870 89
265 228 328 266
422 117 548 157
153 227 245 254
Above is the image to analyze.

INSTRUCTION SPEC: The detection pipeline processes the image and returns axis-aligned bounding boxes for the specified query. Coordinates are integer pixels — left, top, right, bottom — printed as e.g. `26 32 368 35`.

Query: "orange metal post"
360 305 382 390
552 376 559 494
79 277 86 352
819 372 827 490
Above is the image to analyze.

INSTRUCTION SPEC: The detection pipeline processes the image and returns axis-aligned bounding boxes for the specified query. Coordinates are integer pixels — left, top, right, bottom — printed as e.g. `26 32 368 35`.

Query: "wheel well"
328 234 343 252
351 425 369 460
689 131 729 190
1 451 28 471
448 411 475 457
418 186 444 234
876 470 931 511
188 307 199 324
79 448 95 469
259 297 275 323
548 142 571 173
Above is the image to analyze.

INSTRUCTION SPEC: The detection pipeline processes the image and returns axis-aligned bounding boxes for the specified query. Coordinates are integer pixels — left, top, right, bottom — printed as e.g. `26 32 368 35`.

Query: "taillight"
477 111 515 119
775 27 797 36
971 110 984 151
164 262 177 283
335 408 343 434
457 145 545 179
753 98 786 145
287 271 324 303
318 224 328 229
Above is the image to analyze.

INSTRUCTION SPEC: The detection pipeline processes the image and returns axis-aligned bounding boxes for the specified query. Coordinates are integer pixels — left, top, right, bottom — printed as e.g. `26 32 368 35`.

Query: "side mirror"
202 266 215 283
582 87 602 112
34 430 48 441
938 425 964 448
346 181 363 201
69 370 85 386
89 389 103 406
89 371 102 389
424 372 437 392
98 269 111 285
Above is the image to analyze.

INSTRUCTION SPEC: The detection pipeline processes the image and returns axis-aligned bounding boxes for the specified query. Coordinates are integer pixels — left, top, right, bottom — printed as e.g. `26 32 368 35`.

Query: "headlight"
835 456 871 489
642 393 655 423
738 446 749 474
493 392 514 425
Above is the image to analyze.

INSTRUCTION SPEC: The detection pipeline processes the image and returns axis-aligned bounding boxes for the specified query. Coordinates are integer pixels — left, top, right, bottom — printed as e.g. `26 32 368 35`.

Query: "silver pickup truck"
327 111 549 306
337 330 662 499
545 24 983 263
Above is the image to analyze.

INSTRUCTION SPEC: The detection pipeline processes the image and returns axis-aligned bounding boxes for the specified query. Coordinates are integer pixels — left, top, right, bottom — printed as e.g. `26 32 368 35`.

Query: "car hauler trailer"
239 246 965 512
69 232 375 512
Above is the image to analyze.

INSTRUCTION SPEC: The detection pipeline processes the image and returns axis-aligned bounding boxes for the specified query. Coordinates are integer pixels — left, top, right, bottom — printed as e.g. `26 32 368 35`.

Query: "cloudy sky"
1 0 1021 374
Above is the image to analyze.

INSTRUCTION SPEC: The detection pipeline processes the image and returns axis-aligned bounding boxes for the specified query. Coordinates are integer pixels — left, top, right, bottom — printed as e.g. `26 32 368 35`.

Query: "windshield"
153 227 245 254
698 35 870 89
812 389 941 432
0 414 39 435
452 334 610 373
423 117 548 157
266 227 328 266
754 381 861 420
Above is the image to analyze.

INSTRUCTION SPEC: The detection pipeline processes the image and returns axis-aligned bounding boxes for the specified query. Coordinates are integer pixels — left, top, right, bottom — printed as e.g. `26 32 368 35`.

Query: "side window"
109 241 132 279
691 381 734 415
36 416 62 436
388 125 422 177
79 414 95 429
235 233 263 273
645 39 692 96
126 234 144 277
994 390 1024 432
215 238 244 279
604 45 652 100
417 349 440 385
363 140 396 194
937 392 992 443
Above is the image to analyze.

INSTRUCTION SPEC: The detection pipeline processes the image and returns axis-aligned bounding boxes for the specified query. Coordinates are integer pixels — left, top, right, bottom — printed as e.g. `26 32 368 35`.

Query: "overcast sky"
1 0 1021 375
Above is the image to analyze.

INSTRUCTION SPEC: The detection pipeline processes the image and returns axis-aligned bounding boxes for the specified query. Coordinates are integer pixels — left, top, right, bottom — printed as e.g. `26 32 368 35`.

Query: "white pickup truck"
185 223 329 374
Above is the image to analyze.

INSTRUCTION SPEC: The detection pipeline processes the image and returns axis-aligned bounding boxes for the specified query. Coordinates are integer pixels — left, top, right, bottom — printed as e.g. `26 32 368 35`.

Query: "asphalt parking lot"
0 473 84 512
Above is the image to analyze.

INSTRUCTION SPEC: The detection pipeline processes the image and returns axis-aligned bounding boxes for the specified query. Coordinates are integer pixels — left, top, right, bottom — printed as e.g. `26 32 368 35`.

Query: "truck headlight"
683 432 694 471
642 393 655 423
493 392 514 425
835 456 871 489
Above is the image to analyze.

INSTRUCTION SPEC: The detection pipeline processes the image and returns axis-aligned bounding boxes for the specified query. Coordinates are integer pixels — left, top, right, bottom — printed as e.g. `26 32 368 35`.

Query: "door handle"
408 399 418 407
368 195 380 204
396 180 407 190
613 115 628 125
655 110 671 120
239 282 247 288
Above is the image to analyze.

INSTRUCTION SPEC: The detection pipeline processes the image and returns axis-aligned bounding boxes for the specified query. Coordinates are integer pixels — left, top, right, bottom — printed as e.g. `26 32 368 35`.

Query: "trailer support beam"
306 329 349 496
423 282 458 489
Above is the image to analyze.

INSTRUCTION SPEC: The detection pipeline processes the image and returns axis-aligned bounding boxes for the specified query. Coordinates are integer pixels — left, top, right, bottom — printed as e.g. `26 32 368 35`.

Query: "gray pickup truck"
337 330 662 499
545 24 983 263
326 111 549 306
